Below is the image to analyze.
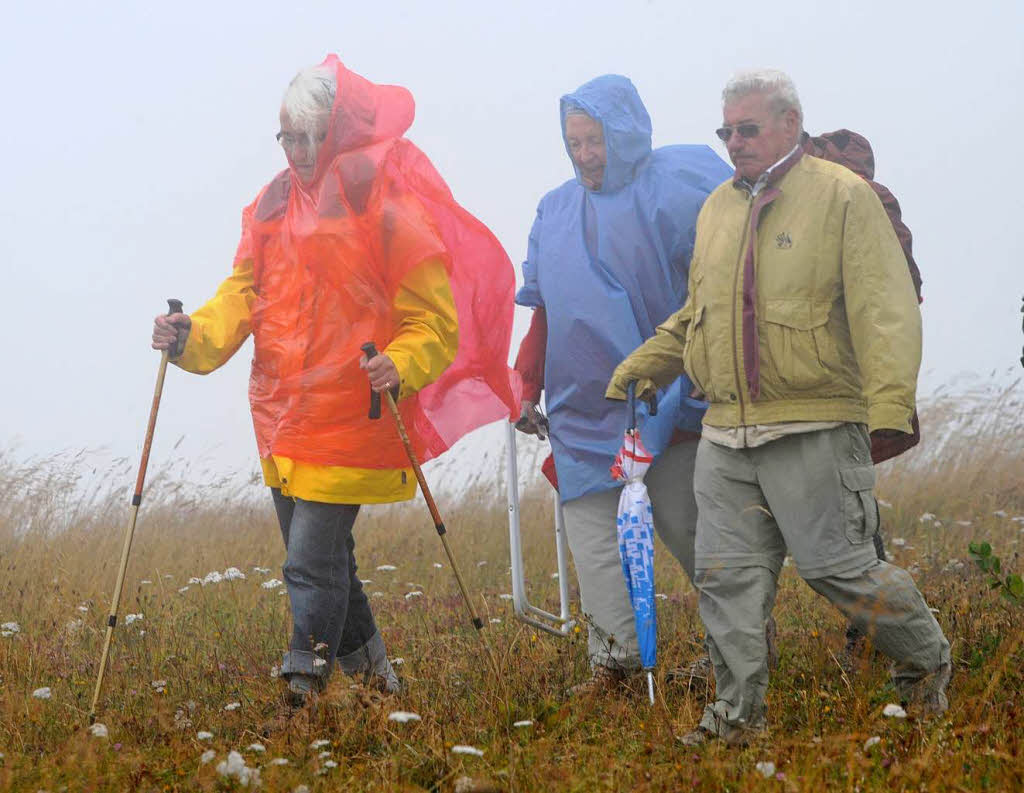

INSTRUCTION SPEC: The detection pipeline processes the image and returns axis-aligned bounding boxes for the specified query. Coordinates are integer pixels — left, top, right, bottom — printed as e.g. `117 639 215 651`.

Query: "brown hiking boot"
903 662 952 719
568 664 628 696
677 721 763 748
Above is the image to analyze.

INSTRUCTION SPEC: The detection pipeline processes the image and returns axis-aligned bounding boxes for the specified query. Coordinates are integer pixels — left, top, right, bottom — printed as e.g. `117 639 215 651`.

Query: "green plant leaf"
1006 574 1024 599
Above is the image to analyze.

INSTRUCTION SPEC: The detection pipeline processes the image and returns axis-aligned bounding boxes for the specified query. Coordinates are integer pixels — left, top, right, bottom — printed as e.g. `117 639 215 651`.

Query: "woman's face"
564 113 606 190
278 108 330 185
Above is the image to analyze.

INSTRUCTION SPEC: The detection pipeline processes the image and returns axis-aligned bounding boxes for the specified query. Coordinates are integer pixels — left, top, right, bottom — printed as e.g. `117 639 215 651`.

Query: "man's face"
564 113 606 189
278 107 330 185
721 92 800 182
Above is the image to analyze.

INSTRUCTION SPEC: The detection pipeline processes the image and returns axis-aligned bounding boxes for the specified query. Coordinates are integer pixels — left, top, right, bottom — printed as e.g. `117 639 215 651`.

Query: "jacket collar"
733 143 804 196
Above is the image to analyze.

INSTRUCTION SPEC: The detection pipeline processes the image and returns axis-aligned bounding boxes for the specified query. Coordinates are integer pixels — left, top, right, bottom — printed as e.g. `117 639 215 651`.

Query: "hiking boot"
677 721 762 748
568 664 627 696
837 631 868 676
665 654 714 688
284 673 322 708
902 662 952 719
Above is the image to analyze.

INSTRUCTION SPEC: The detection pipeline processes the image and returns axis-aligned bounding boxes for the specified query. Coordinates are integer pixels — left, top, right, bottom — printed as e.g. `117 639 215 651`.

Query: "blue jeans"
271 489 381 684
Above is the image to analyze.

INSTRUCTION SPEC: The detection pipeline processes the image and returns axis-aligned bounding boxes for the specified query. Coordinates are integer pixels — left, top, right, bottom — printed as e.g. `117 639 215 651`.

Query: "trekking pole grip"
167 298 183 315
360 342 382 420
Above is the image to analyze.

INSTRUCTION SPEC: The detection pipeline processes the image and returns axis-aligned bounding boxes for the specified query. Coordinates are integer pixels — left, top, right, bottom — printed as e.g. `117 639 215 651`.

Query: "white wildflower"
1 621 19 636
188 577 202 585
864 735 881 751
323 760 338 769
360 579 373 585
270 665 281 678
270 757 289 766
499 594 513 601
882 703 907 718
310 739 331 749
513 720 533 728
124 613 143 625
247 743 266 753
550 572 559 579
1012 516 1024 523
405 591 424 599
376 564 397 572
956 520 973 527
755 761 776 778
202 571 223 585
891 538 906 547
138 629 146 637
64 619 84 634
253 566 271 574
318 751 331 760
32 687 51 699
313 658 327 668
223 567 245 581
392 657 405 666
216 750 260 786
224 701 241 711
655 593 668 600
919 513 936 522
140 579 153 585
294 786 310 793
877 499 892 509
77 605 89 612
477 560 488 567
163 574 174 579
451 745 484 757
200 749 216 764
178 586 190 594
371 592 385 598
433 563 443 569
490 618 502 624
261 579 283 590
993 510 1008 518
388 711 421 723
151 679 167 693
197 730 214 741
88 722 108 738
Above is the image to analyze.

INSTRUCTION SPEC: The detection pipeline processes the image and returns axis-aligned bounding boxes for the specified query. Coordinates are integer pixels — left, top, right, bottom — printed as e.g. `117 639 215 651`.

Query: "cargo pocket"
682 304 713 401
760 299 836 390
841 465 879 544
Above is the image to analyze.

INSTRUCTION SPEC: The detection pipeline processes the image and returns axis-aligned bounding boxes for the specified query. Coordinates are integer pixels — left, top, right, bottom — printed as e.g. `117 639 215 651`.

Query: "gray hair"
722 69 803 123
282 64 337 134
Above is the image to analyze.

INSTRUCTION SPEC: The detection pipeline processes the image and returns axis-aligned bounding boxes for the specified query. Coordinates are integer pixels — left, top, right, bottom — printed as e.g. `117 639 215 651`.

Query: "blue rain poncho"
516 74 732 502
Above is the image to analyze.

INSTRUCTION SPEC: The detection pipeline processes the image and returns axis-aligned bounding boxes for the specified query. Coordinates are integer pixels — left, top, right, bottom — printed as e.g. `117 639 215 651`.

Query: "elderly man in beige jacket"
607 69 950 746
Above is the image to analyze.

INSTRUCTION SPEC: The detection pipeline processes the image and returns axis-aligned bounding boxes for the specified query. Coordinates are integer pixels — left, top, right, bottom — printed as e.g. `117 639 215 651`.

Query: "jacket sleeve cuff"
867 402 914 434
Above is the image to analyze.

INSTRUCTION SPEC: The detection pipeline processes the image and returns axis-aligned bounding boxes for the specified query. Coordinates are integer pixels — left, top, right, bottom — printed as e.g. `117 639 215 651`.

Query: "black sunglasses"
715 123 763 143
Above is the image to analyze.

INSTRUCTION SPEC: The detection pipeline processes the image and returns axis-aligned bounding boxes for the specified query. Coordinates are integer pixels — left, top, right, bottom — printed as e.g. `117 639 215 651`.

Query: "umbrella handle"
625 382 658 433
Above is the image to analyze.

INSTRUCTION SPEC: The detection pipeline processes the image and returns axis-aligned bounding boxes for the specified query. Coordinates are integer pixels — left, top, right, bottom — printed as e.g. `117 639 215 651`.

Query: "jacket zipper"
730 197 754 429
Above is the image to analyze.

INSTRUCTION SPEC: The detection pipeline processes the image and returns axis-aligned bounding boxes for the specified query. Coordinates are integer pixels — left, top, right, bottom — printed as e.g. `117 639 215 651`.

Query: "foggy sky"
2 1 1021 483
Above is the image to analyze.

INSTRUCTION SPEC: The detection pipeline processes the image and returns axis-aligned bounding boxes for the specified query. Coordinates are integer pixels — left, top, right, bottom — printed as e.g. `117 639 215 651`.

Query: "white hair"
722 69 803 124
282 65 337 134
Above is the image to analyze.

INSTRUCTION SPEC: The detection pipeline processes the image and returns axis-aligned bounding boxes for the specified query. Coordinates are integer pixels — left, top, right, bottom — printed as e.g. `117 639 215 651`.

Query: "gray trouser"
693 425 950 734
271 490 394 685
562 439 699 669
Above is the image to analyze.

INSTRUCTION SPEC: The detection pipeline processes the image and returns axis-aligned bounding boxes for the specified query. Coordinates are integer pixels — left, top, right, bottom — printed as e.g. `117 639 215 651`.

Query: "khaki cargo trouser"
693 424 950 735
562 439 699 669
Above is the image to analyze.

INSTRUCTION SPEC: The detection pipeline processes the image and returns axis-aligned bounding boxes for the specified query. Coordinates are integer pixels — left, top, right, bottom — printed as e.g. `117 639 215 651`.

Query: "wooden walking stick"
361 342 501 681
88 299 183 724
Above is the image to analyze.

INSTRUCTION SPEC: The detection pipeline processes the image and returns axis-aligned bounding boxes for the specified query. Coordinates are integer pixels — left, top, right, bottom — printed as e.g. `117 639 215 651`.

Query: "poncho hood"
560 75 653 194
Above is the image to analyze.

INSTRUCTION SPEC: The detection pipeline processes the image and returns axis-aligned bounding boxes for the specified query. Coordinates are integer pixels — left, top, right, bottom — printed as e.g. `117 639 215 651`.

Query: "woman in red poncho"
152 56 518 707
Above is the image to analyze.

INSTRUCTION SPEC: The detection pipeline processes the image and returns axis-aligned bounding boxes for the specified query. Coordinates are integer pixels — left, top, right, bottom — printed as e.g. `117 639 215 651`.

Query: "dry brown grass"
1 382 1023 791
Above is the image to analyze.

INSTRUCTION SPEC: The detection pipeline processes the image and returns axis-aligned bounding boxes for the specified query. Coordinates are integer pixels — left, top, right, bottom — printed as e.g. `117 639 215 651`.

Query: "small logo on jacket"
776 232 792 249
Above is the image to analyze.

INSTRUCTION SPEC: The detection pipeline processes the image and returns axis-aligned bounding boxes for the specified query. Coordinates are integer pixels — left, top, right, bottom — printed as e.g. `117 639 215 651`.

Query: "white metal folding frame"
505 422 575 637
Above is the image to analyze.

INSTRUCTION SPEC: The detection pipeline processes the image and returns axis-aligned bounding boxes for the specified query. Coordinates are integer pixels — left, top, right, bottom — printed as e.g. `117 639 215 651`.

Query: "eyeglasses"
275 131 327 150
715 123 763 143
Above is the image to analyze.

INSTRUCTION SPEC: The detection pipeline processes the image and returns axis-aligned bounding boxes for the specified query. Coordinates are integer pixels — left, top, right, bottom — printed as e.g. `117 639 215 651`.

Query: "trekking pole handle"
167 298 183 315
360 342 382 420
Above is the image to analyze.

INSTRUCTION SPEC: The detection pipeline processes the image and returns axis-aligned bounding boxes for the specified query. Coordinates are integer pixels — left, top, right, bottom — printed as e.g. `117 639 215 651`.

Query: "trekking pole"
361 342 501 681
88 299 183 724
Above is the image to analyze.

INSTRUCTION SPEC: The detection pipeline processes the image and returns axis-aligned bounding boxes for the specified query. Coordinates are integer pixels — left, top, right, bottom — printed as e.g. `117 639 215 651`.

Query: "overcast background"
2 1 1021 491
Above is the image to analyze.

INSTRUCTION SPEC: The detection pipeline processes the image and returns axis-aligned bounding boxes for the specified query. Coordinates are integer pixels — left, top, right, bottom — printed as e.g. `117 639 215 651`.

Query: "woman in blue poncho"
513 74 732 692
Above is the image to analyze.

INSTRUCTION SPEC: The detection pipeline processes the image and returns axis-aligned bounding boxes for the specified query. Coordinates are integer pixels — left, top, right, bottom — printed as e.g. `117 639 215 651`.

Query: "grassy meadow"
1 382 1023 792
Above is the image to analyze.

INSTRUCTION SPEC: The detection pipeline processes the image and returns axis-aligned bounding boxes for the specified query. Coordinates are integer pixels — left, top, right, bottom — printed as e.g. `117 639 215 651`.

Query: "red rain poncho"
237 55 519 468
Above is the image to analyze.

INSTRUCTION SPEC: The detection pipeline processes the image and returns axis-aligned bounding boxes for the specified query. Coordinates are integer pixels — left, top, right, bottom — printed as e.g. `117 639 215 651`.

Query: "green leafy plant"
968 541 1024 604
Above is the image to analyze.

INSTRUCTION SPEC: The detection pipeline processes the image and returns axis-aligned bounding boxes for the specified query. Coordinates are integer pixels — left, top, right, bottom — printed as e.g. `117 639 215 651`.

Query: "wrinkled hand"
515 400 549 440
152 313 191 357
359 352 400 394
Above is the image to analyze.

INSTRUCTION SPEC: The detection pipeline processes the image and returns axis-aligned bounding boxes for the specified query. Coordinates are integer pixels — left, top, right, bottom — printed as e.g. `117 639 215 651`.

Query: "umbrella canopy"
611 386 658 701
